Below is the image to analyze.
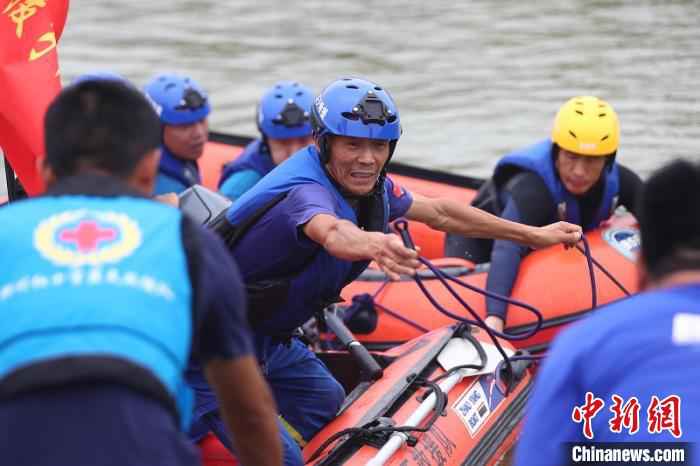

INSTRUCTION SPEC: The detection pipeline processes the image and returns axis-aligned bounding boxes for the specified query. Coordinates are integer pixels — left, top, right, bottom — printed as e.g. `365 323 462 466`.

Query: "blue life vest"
154 145 201 195
226 146 390 334
219 139 275 188
0 196 194 429
494 139 620 230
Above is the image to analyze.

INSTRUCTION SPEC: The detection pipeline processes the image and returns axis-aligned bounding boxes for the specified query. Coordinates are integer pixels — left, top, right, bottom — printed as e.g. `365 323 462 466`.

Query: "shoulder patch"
672 313 700 345
391 180 405 198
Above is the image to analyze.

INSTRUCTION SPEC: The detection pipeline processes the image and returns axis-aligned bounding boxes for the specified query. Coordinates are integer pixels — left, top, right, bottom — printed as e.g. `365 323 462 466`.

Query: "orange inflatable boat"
307 325 532 466
200 324 533 466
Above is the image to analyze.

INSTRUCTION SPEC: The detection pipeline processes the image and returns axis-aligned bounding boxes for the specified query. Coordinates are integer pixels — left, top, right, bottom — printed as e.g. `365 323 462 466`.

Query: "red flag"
0 0 69 195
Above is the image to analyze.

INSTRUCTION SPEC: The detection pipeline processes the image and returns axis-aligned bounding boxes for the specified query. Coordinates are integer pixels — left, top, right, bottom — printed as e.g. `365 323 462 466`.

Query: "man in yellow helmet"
445 96 643 332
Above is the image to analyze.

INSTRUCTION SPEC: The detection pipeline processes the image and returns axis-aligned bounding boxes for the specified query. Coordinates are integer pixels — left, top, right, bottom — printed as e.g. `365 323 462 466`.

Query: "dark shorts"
0 383 200 466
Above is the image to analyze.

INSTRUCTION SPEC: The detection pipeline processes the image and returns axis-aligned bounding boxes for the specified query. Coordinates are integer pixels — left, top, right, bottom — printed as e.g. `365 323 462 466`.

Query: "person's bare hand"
154 192 179 207
529 221 582 249
369 233 420 281
484 315 505 333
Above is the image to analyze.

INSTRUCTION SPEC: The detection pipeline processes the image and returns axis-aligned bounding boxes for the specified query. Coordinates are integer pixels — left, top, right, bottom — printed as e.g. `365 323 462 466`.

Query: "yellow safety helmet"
551 96 619 156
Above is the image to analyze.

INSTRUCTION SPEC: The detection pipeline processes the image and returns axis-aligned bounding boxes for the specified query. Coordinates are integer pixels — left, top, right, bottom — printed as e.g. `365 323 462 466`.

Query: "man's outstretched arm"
405 193 582 249
303 213 420 281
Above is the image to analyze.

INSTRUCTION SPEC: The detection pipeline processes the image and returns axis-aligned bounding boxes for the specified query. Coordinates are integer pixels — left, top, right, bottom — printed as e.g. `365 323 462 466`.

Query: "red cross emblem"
58 220 117 253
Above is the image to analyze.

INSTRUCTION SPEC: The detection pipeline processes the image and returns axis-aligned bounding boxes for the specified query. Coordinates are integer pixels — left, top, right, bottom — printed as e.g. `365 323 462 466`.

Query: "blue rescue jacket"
493 139 620 231
154 145 201 195
223 146 390 335
218 139 275 200
0 196 194 429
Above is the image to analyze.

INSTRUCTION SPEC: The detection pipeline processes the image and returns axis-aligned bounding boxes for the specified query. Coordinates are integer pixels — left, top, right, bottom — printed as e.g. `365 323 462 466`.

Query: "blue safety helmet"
71 71 130 86
257 81 314 140
311 77 401 164
144 73 211 125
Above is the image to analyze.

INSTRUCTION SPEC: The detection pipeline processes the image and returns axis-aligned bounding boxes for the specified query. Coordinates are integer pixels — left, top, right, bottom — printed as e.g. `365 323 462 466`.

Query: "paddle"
321 306 384 382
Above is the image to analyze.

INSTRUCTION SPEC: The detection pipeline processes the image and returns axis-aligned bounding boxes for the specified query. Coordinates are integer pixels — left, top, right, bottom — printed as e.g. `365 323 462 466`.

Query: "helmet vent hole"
346 84 359 89
575 110 584 116
275 93 283 98
342 78 352 81
296 91 304 96
599 113 607 117
569 130 577 139
164 83 176 91
601 135 609 141
374 86 383 91
341 112 360 121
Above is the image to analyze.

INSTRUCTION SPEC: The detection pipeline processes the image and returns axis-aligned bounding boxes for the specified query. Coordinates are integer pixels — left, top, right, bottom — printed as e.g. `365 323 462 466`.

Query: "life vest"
218 139 275 188
492 139 620 230
220 146 389 335
155 145 201 195
0 196 194 429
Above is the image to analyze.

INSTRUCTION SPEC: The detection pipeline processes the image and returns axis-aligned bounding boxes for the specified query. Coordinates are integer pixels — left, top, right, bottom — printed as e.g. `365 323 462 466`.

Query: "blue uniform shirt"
515 284 700 466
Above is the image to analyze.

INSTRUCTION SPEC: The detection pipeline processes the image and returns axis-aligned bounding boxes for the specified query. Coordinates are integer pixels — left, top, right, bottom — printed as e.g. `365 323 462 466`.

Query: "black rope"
580 235 597 309
575 243 631 297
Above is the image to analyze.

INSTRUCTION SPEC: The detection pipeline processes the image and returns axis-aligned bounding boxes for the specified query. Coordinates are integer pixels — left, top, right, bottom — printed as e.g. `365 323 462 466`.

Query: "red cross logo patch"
34 209 142 266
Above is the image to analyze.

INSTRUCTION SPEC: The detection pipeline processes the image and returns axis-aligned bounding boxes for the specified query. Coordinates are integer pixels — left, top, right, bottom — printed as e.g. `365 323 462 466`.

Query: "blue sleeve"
385 176 414 221
485 195 529 319
230 184 336 279
514 325 591 466
219 170 263 201
283 183 338 230
189 226 254 362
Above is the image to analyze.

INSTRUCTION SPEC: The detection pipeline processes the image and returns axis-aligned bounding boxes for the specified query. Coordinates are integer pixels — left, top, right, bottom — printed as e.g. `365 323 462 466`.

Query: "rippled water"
54 0 700 178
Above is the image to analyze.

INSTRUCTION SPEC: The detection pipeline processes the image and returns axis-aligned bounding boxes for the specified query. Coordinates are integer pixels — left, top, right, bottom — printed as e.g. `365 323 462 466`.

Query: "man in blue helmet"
145 73 211 195
194 77 583 465
514 159 700 466
218 81 315 200
0 80 281 466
